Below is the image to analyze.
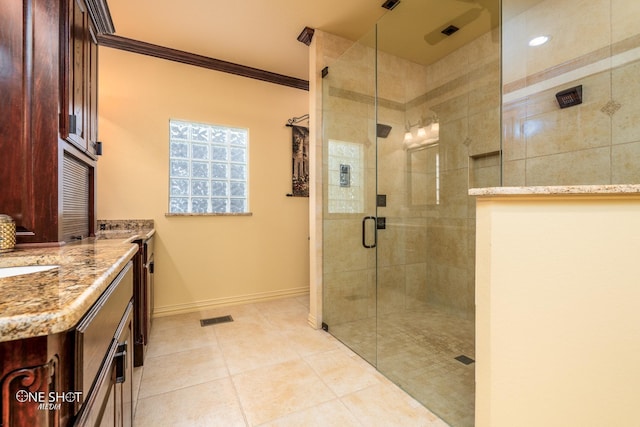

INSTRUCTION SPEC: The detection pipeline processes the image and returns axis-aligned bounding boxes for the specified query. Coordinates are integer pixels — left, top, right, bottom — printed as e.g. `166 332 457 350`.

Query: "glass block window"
169 119 249 213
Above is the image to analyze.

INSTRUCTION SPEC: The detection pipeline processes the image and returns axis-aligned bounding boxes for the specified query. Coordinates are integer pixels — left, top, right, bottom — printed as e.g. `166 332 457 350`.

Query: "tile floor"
329 306 475 427
132 295 449 426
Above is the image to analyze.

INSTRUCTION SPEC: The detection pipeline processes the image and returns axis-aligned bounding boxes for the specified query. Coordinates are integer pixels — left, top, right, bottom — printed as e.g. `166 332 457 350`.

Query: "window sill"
165 212 253 217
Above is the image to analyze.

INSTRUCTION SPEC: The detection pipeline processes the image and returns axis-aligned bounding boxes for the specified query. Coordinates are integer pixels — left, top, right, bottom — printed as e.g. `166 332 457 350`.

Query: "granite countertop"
95 228 155 241
469 184 640 196
0 238 138 342
95 219 155 242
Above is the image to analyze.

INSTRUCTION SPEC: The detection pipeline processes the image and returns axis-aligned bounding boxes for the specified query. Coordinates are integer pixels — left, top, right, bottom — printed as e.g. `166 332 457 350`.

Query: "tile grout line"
211 312 251 427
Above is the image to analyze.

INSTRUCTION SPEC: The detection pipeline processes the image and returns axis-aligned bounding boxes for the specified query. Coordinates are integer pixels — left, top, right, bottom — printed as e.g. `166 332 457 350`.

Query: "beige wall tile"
612 60 640 145
526 147 612 185
502 159 526 186
612 141 640 183
524 0 611 77
377 265 407 314
611 0 640 43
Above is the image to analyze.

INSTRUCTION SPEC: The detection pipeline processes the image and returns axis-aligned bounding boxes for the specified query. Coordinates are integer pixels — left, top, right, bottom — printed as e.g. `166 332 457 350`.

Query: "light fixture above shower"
403 116 439 149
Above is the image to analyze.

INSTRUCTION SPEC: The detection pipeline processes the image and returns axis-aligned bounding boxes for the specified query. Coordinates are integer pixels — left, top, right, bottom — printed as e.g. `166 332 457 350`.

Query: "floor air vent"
454 355 475 365
200 315 234 326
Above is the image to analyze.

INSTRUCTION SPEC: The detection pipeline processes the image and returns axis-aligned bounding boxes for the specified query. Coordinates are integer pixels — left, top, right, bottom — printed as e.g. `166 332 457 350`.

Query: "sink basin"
0 265 59 279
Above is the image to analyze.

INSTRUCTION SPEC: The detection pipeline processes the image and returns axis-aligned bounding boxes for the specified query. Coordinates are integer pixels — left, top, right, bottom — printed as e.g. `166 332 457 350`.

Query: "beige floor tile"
212 320 277 344
258 399 360 427
232 358 336 426
198 303 264 325
341 383 449 427
280 325 342 357
132 366 144 417
252 297 308 316
146 321 217 358
262 311 311 331
294 294 310 309
138 345 228 399
134 378 246 427
135 297 451 427
151 310 201 330
218 333 300 375
305 349 382 396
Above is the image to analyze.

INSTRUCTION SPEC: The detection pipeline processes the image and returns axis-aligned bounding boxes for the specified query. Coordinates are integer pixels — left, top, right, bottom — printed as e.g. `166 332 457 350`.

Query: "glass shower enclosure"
321 1 500 426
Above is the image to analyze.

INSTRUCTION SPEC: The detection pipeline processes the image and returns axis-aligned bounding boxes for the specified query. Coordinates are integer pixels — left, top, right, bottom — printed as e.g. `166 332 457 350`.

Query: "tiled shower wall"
323 24 501 324
502 0 640 185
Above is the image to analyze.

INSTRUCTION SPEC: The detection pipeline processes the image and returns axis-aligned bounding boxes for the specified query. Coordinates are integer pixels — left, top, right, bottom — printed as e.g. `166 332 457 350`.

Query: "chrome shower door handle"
362 216 377 249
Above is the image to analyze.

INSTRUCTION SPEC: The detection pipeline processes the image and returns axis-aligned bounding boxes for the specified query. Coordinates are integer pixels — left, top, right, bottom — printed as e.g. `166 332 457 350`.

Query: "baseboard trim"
307 313 320 330
153 286 310 317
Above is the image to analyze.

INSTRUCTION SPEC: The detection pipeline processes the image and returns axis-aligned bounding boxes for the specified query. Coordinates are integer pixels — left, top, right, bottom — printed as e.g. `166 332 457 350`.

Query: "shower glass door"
323 1 499 426
322 26 378 366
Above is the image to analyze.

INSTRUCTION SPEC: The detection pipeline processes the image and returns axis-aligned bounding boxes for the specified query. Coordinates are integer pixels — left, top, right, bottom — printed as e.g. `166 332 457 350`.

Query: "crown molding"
97 34 309 91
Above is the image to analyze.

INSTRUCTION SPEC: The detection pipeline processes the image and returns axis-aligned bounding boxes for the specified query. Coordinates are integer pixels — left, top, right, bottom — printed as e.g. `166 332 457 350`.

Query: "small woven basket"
0 214 16 253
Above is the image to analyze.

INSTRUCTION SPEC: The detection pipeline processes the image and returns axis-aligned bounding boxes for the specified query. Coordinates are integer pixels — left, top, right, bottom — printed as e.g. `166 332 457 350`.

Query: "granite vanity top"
469 184 640 197
95 219 155 241
0 238 138 342
95 228 155 241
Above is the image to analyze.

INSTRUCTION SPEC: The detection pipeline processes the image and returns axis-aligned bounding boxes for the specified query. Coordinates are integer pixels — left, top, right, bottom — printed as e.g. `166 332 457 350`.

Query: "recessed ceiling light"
528 35 550 47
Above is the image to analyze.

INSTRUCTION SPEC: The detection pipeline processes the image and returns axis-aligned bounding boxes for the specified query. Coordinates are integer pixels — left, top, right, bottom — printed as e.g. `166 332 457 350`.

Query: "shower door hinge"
321 67 329 78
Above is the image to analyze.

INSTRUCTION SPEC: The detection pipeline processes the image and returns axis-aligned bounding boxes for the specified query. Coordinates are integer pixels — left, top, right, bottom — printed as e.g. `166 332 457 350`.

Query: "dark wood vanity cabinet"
0 0 112 244
133 235 155 367
0 261 133 427
0 332 75 427
74 263 134 427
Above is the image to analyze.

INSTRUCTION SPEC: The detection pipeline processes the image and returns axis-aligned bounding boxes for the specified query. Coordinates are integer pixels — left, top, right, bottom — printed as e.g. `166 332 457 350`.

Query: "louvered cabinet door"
62 153 93 242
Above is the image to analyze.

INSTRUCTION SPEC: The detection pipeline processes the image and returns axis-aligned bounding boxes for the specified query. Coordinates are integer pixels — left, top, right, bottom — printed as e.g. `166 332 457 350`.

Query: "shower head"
377 123 392 138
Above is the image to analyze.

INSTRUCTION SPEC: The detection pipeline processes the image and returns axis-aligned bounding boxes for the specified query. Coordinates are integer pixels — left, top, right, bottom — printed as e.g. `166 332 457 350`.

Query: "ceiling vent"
381 0 401 10
441 25 460 36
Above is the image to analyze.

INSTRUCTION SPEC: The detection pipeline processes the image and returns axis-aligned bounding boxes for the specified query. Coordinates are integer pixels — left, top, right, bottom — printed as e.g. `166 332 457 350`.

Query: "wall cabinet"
0 0 113 244
61 0 100 157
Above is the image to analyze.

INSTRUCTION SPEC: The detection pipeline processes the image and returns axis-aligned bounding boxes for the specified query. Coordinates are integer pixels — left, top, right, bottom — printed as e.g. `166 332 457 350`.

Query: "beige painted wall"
475 193 640 427
97 47 309 315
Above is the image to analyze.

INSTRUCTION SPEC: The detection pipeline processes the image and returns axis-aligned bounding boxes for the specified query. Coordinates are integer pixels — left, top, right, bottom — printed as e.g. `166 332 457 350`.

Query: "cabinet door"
115 315 133 427
98 382 116 427
88 26 99 153
0 0 60 240
61 0 97 158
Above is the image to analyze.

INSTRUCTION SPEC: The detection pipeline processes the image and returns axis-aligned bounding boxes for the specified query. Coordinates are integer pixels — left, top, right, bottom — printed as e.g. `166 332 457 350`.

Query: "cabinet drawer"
75 262 133 398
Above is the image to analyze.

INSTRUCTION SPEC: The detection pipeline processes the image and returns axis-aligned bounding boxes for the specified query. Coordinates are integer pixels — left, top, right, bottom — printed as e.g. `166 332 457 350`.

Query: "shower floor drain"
200 315 233 326
454 355 475 365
